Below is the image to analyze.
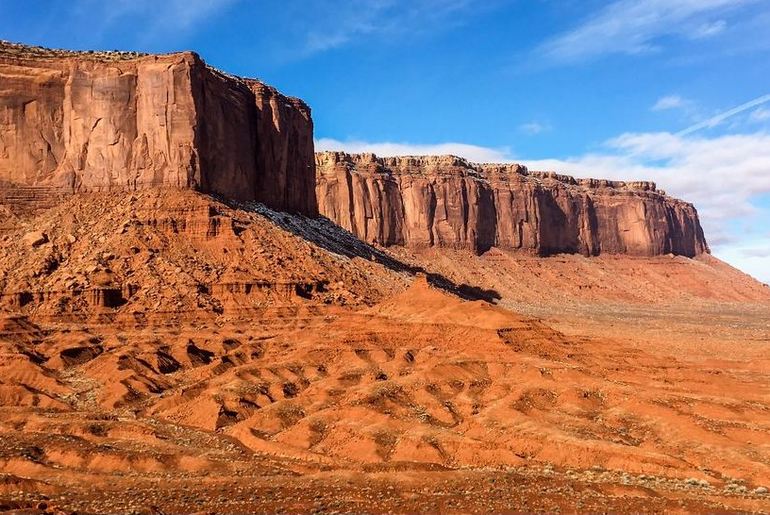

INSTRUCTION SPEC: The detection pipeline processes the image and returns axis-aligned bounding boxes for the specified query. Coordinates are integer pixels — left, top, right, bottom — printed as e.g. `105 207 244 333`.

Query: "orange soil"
1 191 769 514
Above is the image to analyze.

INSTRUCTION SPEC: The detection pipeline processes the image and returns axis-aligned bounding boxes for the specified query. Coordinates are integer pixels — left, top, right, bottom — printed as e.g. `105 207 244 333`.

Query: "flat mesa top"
0 39 151 61
316 151 665 196
0 40 309 110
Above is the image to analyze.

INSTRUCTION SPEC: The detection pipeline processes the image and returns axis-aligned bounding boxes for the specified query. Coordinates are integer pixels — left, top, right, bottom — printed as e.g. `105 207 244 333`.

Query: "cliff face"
0 41 709 254
316 152 709 257
0 41 316 214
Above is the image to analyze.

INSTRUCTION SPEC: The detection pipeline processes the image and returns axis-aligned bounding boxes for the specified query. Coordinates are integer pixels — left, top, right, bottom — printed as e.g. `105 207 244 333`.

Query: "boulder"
22 231 48 247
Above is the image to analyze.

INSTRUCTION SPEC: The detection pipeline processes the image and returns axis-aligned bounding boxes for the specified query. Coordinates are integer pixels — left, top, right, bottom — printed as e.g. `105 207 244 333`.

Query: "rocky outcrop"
316 152 709 257
0 41 316 214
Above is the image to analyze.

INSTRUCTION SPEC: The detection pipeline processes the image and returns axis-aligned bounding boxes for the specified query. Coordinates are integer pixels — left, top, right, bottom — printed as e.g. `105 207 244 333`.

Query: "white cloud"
717 240 770 283
317 131 770 282
315 138 512 163
537 0 754 64
741 246 770 258
652 95 690 111
294 0 492 56
751 107 770 122
690 19 728 39
677 93 770 135
518 122 551 135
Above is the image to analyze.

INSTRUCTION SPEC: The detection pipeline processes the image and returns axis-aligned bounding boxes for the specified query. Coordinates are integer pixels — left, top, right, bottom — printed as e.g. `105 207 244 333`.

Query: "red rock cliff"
316 152 709 257
0 41 316 214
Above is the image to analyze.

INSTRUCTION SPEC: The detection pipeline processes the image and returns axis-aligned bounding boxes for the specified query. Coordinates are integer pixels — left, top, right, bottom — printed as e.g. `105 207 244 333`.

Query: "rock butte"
316 151 709 257
0 40 316 215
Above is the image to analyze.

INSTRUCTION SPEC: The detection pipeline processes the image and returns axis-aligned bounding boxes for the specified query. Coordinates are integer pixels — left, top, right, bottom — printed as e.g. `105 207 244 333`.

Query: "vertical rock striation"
316 152 709 257
0 41 316 214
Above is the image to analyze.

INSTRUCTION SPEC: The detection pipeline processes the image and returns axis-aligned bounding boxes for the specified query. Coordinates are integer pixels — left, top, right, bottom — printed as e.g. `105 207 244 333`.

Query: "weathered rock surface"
0 41 316 214
21 230 47 247
316 152 709 257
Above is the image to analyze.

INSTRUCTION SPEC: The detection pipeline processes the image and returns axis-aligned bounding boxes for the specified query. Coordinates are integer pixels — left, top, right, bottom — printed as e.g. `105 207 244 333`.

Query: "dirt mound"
0 189 406 321
368 275 519 327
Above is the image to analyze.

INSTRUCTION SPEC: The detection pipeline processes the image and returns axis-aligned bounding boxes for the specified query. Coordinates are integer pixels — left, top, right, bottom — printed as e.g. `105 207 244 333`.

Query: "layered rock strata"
316 152 709 257
0 41 316 214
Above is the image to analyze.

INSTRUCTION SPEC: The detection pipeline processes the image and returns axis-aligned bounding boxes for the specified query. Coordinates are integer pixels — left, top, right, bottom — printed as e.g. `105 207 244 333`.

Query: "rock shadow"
228 199 502 304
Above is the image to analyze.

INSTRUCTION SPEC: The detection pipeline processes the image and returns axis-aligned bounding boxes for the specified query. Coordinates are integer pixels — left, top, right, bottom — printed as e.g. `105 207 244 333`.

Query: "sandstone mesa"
317 151 708 257
1 40 707 259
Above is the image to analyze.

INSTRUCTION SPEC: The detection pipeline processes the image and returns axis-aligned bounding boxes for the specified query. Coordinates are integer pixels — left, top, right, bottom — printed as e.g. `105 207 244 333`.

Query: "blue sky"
2 0 769 282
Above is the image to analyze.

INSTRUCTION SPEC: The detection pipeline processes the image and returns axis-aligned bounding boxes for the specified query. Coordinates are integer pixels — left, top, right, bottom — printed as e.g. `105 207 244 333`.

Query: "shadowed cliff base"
226 197 502 303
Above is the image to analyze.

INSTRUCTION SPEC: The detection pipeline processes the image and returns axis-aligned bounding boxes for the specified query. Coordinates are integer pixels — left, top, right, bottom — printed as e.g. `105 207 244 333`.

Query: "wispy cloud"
677 93 770 135
537 0 755 64
741 246 770 258
518 122 551 135
750 107 770 122
652 95 691 111
292 0 494 57
117 0 236 31
690 19 728 39
58 0 239 48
